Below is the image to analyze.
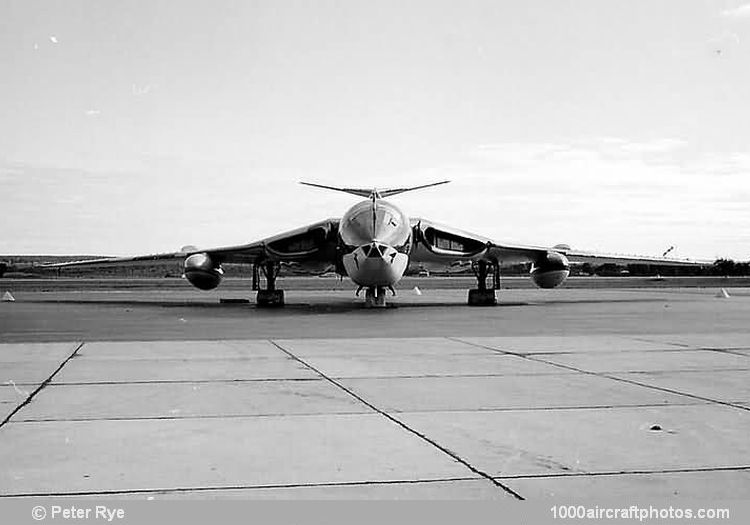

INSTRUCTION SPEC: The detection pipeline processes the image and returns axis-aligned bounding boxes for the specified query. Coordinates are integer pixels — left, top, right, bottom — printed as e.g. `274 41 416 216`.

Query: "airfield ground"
0 277 749 500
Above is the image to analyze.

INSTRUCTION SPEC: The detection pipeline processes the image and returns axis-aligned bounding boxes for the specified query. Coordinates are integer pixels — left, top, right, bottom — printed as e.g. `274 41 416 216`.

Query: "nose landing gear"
364 286 388 308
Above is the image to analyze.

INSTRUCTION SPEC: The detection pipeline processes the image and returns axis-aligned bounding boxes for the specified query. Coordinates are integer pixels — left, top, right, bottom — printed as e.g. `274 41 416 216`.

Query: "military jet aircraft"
44 181 708 307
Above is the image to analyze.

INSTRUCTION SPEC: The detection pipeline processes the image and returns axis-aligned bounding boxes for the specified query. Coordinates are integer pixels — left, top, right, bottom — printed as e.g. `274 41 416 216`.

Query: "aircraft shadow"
20 296 667 313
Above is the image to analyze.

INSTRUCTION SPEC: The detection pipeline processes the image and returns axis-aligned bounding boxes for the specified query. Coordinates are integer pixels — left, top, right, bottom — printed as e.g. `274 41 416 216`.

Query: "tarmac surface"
1 278 749 500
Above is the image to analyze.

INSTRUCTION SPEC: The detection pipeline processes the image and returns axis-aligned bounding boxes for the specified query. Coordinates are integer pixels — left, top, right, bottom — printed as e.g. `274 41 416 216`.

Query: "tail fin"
300 180 449 199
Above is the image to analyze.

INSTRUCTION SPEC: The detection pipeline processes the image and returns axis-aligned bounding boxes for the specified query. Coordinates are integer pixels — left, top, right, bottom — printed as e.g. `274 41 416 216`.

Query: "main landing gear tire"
467 288 497 306
256 289 285 308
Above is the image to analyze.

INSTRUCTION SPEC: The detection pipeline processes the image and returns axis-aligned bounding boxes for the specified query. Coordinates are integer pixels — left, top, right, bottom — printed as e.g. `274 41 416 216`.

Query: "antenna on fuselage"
299 180 450 199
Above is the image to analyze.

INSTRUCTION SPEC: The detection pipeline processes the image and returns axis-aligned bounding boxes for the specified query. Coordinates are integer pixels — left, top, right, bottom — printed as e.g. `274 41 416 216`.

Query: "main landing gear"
468 260 500 306
253 261 284 307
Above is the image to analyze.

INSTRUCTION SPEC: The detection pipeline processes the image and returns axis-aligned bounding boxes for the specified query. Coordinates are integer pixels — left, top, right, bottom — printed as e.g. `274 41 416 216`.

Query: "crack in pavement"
0 342 85 429
9 400 709 423
0 476 481 498
50 377 322 386
12 411 375 423
495 464 750 480
451 337 750 413
269 340 525 500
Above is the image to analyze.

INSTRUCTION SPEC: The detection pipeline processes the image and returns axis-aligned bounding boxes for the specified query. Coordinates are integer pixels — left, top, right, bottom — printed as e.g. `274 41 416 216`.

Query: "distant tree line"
703 258 750 276
575 259 750 277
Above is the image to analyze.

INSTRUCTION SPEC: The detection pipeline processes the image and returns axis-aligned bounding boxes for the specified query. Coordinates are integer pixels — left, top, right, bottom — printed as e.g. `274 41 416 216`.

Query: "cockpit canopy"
339 200 411 249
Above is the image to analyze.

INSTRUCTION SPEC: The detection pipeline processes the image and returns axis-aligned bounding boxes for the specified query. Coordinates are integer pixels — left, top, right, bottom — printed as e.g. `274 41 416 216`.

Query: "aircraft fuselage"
339 198 411 287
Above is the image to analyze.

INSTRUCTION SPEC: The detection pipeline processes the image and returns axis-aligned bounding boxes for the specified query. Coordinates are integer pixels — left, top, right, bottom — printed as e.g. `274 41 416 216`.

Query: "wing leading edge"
41 218 341 269
44 216 709 273
410 218 711 268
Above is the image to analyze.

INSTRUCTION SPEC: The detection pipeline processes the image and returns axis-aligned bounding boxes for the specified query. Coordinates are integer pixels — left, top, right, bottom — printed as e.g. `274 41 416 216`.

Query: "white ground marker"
1 291 15 302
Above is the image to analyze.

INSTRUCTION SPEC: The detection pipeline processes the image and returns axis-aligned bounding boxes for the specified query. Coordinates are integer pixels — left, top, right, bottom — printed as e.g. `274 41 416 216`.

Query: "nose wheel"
364 286 388 308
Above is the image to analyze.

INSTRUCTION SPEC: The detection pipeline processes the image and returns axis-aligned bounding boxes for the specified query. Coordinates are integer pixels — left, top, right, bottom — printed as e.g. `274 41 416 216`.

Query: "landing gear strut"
364 286 388 308
468 260 500 306
253 261 284 307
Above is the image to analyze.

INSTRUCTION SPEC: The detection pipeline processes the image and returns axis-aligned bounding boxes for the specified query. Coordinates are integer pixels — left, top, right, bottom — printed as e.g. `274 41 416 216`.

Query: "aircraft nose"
365 242 385 259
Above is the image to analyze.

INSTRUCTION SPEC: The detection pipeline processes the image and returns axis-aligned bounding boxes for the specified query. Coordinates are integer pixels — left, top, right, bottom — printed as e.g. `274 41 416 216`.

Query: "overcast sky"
2 0 749 259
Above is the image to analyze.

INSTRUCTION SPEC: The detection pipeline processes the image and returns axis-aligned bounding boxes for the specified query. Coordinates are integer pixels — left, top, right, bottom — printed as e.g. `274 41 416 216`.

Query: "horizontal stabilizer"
300 180 449 199
378 180 451 197
299 182 372 198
